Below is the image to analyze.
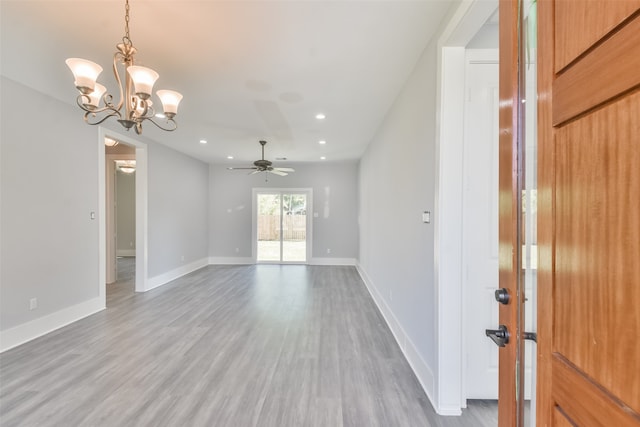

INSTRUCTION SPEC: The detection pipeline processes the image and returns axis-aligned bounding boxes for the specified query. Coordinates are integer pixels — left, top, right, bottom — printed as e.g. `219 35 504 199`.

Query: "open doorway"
438 0 537 421
105 140 136 298
98 127 148 307
433 0 503 417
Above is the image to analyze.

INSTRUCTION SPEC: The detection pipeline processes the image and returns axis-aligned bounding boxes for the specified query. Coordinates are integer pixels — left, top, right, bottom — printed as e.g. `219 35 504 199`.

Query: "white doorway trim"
433 0 498 415
98 127 148 301
252 188 313 264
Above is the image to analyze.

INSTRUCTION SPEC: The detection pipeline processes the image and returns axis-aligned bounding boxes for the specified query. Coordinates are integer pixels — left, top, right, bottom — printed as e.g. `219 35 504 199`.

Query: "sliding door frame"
252 188 313 264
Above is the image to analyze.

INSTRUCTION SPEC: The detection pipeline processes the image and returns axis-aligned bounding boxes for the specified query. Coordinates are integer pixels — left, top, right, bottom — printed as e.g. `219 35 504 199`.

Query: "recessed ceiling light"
315 113 326 120
227 155 234 160
199 139 207 144
318 140 326 145
320 156 326 160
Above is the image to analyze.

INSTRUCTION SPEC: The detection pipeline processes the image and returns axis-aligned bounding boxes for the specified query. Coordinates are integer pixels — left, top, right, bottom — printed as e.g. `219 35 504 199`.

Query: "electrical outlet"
327 248 331 254
30 298 38 310
181 255 185 262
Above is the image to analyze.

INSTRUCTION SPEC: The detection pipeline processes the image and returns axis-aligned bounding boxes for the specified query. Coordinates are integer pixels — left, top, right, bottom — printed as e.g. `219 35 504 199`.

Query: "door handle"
486 325 510 347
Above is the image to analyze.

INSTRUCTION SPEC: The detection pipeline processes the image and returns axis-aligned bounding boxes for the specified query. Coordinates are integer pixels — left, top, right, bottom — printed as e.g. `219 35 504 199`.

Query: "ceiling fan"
227 140 295 176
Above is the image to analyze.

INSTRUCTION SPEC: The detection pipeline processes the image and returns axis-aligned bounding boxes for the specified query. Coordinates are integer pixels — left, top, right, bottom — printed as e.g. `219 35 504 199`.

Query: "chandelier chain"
124 0 131 45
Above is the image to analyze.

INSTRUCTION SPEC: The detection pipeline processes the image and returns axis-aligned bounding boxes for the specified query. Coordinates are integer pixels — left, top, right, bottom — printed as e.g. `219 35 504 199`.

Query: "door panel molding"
553 13 640 125
554 0 639 72
552 355 640 426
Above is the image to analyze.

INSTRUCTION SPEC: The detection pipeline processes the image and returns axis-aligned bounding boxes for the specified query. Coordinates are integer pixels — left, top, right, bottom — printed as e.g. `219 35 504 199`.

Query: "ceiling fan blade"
230 141 291 178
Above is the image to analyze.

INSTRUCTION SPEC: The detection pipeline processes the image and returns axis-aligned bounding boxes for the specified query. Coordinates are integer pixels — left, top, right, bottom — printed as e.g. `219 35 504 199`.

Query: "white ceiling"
1 0 454 165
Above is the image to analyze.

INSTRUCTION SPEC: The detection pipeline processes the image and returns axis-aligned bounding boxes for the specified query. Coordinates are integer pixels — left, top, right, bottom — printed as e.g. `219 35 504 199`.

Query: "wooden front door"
496 0 524 424
536 0 640 426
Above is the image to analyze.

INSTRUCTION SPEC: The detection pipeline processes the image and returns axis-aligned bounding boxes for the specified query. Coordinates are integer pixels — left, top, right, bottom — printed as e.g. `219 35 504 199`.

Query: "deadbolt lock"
494 288 510 305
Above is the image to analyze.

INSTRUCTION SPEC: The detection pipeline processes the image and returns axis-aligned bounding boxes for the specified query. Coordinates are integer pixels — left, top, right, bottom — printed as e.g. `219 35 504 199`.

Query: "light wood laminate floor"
1 262 497 426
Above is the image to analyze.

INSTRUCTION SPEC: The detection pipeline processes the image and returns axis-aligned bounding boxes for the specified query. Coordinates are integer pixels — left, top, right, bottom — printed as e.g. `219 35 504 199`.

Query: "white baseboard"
145 257 209 291
208 257 254 265
435 405 464 416
0 296 105 353
309 257 356 266
116 250 136 257
208 257 356 266
355 263 442 414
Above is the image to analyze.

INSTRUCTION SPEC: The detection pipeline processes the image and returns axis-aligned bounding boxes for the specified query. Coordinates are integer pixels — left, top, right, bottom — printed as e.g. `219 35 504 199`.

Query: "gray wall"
1 77 100 330
148 143 209 277
116 170 136 254
1 76 210 335
358 37 438 379
209 162 358 260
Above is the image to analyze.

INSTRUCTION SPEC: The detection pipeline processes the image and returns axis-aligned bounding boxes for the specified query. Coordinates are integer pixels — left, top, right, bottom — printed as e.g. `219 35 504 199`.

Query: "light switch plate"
422 211 431 223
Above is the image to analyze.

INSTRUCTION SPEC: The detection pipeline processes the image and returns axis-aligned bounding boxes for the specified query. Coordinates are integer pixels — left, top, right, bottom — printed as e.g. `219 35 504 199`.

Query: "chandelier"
66 0 182 135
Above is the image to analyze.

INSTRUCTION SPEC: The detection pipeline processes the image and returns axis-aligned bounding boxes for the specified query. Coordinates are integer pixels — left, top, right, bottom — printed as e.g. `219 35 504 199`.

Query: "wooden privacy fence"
258 215 307 241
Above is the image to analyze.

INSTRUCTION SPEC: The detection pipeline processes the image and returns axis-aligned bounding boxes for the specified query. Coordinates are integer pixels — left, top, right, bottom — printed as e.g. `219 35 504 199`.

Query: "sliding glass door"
254 189 312 263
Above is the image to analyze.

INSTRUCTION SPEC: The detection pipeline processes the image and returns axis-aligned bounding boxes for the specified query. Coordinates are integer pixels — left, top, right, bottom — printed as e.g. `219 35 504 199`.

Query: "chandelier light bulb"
156 90 183 118
127 66 159 100
84 83 107 110
66 58 103 94
134 97 150 116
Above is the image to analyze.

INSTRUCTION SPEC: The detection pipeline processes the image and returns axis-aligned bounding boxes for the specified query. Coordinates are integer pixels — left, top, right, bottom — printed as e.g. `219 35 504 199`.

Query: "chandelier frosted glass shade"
127 66 159 100
65 0 181 135
156 90 183 118
66 58 103 94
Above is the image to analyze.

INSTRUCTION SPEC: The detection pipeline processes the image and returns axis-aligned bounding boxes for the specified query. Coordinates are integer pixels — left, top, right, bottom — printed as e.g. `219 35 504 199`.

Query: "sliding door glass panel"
257 193 281 262
282 193 307 262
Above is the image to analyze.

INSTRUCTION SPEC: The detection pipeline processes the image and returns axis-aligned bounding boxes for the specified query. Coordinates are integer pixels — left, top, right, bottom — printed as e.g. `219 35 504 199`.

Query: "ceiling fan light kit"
227 140 295 177
65 0 182 135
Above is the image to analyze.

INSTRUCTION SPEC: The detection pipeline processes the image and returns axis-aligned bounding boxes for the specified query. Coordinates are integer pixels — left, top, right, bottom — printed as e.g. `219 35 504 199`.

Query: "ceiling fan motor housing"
254 159 272 169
